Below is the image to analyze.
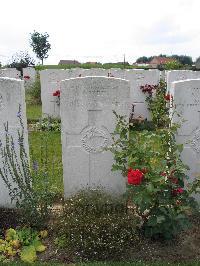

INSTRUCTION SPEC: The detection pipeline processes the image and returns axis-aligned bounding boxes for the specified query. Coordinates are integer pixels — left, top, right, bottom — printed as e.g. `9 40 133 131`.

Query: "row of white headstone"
0 67 36 88
40 69 200 121
40 68 160 120
0 74 200 207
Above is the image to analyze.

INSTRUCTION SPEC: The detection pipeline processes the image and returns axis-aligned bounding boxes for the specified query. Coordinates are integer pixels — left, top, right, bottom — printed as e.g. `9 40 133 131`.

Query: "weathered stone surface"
0 78 29 207
0 68 20 79
40 69 69 118
171 79 200 201
60 76 130 197
124 69 160 120
167 70 198 92
40 68 160 119
23 67 36 89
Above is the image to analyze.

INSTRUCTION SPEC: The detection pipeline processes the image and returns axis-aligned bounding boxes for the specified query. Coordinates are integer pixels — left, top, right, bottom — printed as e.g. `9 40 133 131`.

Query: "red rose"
172 187 184 196
127 168 144 185
164 94 173 101
53 90 60 97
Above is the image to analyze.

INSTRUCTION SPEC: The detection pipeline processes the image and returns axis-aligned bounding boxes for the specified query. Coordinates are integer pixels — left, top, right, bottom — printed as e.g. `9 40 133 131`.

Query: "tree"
7 51 35 75
136 56 148 63
30 31 51 65
171 55 193 65
164 60 183 70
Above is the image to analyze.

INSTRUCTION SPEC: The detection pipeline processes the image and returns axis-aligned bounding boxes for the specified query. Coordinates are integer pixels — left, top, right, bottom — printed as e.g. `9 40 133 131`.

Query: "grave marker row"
40 68 160 119
1 75 200 208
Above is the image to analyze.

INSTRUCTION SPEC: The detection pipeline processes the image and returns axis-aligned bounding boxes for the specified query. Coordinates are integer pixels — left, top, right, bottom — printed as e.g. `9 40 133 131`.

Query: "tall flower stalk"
0 105 54 228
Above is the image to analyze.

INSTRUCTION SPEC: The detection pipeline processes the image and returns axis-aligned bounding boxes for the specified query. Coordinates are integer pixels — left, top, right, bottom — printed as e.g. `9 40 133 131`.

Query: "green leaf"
32 239 46 252
157 215 165 224
146 183 154 193
20 246 37 263
147 215 157 226
177 144 183 152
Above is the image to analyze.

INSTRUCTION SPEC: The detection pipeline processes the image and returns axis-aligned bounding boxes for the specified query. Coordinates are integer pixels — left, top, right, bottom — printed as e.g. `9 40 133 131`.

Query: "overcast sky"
0 0 200 65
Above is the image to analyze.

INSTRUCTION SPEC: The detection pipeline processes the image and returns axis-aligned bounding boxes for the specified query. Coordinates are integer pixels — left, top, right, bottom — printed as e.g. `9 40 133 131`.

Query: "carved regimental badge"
81 126 109 153
191 128 200 154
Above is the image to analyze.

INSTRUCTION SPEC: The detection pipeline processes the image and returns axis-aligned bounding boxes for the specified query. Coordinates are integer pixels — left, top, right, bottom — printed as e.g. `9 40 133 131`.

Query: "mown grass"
26 104 42 121
28 131 63 197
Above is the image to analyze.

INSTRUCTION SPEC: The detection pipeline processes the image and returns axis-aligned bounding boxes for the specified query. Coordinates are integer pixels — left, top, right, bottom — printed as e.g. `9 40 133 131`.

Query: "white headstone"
60 76 130 197
40 68 160 120
93 69 160 120
0 68 20 79
40 69 69 118
171 79 200 201
160 70 166 81
124 69 160 120
0 78 29 207
167 70 195 93
23 67 36 89
81 68 108 77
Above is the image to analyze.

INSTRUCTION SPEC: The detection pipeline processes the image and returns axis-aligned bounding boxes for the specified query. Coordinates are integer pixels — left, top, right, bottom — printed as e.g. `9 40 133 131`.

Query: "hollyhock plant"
127 168 144 185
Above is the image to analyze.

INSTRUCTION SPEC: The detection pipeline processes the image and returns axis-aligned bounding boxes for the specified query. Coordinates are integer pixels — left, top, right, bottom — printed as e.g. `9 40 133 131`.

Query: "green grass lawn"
28 131 63 197
26 104 42 121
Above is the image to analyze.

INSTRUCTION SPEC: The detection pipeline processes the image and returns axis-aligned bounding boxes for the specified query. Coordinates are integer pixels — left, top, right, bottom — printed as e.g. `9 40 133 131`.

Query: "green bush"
107 112 199 240
140 81 170 128
34 117 61 132
27 72 41 105
55 190 139 261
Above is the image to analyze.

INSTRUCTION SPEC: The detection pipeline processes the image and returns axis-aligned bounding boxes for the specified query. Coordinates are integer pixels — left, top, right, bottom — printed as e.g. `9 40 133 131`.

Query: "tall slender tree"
30 31 51 65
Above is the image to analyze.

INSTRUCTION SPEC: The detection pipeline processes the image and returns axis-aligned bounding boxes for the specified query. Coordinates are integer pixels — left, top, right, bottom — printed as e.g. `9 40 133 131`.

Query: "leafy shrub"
164 60 183 70
27 72 41 105
140 81 170 128
107 112 199 240
34 117 61 132
0 228 47 263
55 190 139 261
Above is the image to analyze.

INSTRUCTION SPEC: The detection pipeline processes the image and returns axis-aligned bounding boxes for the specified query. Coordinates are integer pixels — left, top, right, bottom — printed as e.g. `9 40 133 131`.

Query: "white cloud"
0 0 200 64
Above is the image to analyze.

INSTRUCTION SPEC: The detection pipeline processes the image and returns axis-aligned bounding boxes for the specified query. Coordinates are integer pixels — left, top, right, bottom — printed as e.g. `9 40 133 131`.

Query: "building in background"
58 60 80 66
149 57 175 68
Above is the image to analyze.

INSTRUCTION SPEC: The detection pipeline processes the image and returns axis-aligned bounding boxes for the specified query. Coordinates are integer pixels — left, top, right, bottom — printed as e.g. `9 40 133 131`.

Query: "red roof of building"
150 57 175 65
